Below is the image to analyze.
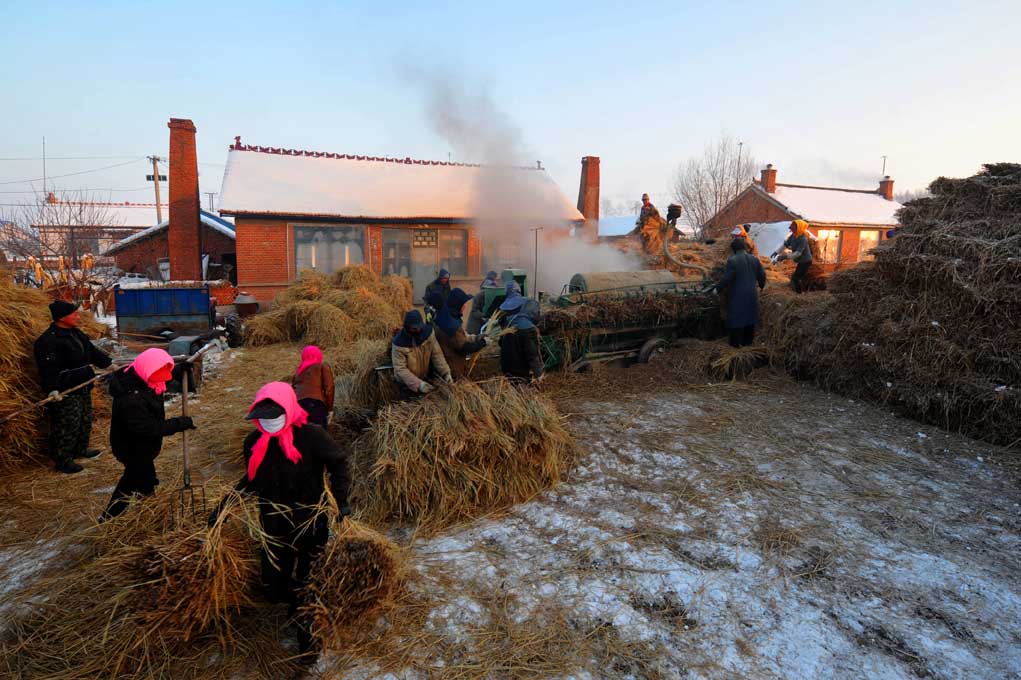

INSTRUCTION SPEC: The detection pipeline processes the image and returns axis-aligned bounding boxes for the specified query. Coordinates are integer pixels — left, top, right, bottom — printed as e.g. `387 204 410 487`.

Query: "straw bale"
380 275 414 312
351 378 576 530
243 309 288 346
343 339 400 418
274 268 332 305
325 286 402 339
282 299 324 339
305 304 357 347
331 264 380 290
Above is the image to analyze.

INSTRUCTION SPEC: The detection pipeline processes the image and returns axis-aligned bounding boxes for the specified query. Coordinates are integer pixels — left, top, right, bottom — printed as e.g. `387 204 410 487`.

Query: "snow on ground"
336 377 1021 679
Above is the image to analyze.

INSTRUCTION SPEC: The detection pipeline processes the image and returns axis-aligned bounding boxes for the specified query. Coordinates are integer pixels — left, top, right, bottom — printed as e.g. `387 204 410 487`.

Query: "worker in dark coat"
771 219 813 294
435 288 490 377
714 238 767 347
498 293 544 382
208 381 351 657
391 310 453 396
467 271 500 334
424 268 451 309
32 300 112 473
101 348 196 520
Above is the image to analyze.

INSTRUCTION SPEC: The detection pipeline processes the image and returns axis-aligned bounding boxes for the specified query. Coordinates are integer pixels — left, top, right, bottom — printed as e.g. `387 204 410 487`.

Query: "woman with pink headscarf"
100 348 197 520
207 381 350 659
291 345 334 427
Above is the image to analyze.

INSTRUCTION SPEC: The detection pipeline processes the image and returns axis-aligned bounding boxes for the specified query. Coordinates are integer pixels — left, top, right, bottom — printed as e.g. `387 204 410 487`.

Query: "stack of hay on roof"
244 266 412 348
760 163 1021 447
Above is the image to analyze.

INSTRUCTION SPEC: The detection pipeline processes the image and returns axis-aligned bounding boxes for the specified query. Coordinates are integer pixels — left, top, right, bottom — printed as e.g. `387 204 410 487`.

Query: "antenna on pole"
881 155 888 176
42 136 46 198
204 192 217 211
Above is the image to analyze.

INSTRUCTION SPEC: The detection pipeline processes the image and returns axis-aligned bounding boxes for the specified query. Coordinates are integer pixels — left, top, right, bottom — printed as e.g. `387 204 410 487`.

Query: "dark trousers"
298 398 329 428
728 326 755 348
46 391 92 466
791 261 811 294
103 458 158 519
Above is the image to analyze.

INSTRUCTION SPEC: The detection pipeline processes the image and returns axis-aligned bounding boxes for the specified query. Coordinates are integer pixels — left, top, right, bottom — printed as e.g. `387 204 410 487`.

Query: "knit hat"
49 300 77 321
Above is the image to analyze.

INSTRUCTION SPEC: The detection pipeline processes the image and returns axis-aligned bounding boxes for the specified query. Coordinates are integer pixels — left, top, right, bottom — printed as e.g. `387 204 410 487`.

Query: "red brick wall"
113 225 235 276
235 218 291 302
168 118 202 280
577 156 600 241
704 190 792 238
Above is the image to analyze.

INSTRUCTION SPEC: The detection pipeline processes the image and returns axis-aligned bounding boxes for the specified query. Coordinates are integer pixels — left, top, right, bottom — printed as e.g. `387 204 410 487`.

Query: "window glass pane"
816 229 842 263
382 228 412 278
293 226 364 274
437 229 467 276
857 230 880 261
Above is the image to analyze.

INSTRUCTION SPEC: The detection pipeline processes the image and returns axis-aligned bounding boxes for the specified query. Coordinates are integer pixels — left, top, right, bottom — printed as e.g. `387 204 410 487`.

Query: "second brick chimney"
878 175 895 200
168 118 202 281
760 164 777 193
576 156 600 241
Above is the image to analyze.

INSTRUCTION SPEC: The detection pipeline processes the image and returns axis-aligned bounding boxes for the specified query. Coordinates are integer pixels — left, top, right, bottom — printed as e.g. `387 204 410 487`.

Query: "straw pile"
351 378 576 530
245 266 410 347
761 163 1021 447
343 339 401 419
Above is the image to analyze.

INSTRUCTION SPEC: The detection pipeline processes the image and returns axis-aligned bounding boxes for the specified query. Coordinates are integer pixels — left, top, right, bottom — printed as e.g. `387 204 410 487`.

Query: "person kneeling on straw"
391 309 453 397
208 381 351 660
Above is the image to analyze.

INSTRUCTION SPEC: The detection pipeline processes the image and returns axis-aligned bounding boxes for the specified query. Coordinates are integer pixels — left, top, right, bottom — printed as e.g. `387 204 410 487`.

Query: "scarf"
247 382 308 481
295 345 323 377
127 347 174 395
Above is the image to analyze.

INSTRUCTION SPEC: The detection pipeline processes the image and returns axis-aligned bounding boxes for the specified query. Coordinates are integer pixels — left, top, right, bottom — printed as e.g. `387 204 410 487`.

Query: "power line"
0 155 144 161
0 186 153 194
0 158 146 185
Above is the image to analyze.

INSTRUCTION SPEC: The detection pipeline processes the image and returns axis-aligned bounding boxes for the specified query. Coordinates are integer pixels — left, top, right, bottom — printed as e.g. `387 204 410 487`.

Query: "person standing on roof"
33 300 112 474
101 348 197 520
391 310 453 397
467 270 500 334
713 238 767 347
498 292 544 383
771 219 814 294
435 288 490 378
292 345 334 428
637 193 661 226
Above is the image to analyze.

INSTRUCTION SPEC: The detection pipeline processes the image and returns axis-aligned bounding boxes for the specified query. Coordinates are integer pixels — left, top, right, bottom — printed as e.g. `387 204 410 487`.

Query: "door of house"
411 229 439 302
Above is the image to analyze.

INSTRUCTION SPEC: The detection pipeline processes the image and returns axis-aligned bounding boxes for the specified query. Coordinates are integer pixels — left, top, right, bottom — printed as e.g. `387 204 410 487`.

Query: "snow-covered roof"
218 146 584 222
761 184 901 226
32 201 167 228
102 210 235 255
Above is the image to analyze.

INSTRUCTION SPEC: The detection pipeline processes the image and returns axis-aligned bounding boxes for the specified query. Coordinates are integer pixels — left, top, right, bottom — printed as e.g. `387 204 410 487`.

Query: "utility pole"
204 192 217 211
881 155 888 176
147 155 164 222
42 136 46 197
530 226 543 297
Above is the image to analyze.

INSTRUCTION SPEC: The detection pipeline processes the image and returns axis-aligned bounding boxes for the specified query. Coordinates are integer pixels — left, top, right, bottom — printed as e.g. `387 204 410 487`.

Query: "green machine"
481 268 528 318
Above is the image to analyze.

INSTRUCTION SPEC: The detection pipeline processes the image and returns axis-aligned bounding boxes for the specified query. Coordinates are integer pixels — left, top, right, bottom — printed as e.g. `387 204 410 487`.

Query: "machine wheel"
225 313 244 348
638 338 668 364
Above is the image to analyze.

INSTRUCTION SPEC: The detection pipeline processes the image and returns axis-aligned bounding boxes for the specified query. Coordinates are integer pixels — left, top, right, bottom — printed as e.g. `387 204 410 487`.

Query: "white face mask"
258 415 286 433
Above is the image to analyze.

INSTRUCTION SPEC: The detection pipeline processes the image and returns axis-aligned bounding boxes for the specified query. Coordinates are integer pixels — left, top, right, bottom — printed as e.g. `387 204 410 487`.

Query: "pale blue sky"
2 0 1018 211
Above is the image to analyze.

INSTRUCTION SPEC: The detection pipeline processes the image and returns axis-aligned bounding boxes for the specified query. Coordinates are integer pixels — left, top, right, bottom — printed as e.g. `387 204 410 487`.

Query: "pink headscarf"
247 381 308 481
127 347 174 395
295 345 323 377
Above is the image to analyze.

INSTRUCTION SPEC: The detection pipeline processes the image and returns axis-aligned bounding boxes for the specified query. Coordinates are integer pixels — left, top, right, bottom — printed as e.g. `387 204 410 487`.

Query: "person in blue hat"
435 288 490 377
467 271 500 334
391 310 452 396
498 291 544 382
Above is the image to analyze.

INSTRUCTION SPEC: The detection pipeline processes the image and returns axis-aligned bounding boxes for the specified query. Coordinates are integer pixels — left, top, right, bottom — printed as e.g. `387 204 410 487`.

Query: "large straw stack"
761 163 1021 447
352 378 576 530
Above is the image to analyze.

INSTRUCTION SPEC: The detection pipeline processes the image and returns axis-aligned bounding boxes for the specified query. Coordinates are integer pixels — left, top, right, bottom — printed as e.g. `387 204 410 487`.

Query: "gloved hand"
47 390 63 402
176 416 197 431
444 374 454 384
419 382 435 394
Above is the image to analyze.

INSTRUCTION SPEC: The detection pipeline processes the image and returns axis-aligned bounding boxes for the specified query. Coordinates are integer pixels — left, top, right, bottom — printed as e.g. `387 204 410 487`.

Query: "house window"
294 226 364 274
438 229 468 276
816 229 842 263
382 228 412 278
857 230 881 261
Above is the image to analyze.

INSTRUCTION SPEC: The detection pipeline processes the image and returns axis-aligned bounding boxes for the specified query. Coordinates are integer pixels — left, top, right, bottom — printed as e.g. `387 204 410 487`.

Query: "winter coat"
108 368 190 464
235 424 350 538
424 275 451 309
292 362 335 411
467 285 500 334
33 323 112 393
436 325 487 377
499 318 544 380
715 251 766 329
391 330 451 392
782 234 813 264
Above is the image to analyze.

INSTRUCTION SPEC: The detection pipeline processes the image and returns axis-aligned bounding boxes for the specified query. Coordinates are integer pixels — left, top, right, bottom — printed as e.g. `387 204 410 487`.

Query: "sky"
1 0 1019 214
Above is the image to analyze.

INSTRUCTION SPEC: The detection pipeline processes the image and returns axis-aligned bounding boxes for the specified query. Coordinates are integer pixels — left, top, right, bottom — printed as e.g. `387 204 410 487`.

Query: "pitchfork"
174 341 218 522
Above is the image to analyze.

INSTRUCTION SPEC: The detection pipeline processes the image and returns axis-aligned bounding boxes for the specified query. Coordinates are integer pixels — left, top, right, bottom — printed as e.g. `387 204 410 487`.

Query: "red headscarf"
246 382 308 481
295 345 323 377
127 347 174 396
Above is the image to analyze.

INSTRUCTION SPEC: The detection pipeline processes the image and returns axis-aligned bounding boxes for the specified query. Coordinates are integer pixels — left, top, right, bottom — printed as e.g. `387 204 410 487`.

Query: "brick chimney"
577 156 600 241
760 164 777 193
878 175 895 200
168 118 201 280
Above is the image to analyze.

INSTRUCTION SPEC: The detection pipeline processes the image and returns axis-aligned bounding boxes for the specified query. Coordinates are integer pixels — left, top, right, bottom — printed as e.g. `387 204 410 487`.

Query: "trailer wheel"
638 338 668 364
225 313 244 348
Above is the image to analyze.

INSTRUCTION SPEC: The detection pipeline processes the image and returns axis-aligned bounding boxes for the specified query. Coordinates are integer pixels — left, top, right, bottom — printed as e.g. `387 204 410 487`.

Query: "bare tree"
599 197 642 217
671 134 757 239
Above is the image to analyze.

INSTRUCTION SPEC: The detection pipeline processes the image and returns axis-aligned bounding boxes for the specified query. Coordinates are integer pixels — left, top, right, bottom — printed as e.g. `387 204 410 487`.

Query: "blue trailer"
114 285 213 337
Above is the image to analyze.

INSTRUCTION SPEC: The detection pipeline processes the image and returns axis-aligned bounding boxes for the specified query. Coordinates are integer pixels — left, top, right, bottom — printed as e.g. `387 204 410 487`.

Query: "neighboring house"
704 165 902 268
31 194 164 265
217 140 583 303
102 210 236 282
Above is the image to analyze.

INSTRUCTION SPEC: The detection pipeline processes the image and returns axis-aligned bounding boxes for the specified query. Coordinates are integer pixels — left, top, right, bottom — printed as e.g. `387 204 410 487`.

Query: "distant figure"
391 310 453 396
292 345 334 428
637 193 661 226
424 268 451 309
435 288 489 377
730 224 760 257
467 270 500 334
713 238 766 347
771 220 814 294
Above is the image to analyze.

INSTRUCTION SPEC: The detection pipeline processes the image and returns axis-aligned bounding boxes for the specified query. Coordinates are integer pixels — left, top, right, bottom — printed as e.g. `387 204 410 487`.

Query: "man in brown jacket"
434 288 490 377
391 310 453 396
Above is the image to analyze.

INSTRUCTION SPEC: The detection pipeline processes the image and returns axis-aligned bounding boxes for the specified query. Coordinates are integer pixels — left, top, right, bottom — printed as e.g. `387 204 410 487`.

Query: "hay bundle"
710 345 769 380
302 518 406 646
344 339 400 418
243 308 289 346
305 304 356 347
275 269 332 304
324 286 402 339
331 264 379 290
352 378 576 529
380 275 413 312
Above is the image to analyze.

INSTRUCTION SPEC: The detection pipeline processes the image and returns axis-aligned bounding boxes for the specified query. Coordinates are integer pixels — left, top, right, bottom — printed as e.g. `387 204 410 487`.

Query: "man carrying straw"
391 310 452 396
771 219 814 294
435 288 490 378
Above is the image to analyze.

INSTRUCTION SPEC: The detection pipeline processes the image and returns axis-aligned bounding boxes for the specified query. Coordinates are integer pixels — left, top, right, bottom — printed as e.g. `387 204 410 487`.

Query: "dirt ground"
2 348 1019 679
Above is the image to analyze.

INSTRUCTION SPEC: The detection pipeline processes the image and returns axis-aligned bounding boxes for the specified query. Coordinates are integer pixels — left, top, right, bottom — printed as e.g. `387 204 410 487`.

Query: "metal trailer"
113 285 214 337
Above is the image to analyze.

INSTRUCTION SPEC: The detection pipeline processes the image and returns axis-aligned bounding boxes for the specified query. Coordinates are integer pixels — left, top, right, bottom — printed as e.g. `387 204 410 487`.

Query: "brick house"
101 210 236 281
31 195 163 267
217 140 583 303
704 165 902 267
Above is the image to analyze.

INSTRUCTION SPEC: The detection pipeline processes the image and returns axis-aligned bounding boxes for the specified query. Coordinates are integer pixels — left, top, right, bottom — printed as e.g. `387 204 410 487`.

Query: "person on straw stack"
637 192 660 226
391 309 453 397
497 291 545 383
770 219 814 294
100 347 197 521
467 270 500 334
434 287 491 378
292 345 334 427
207 381 350 657
712 237 766 348
730 224 760 256
32 300 112 474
